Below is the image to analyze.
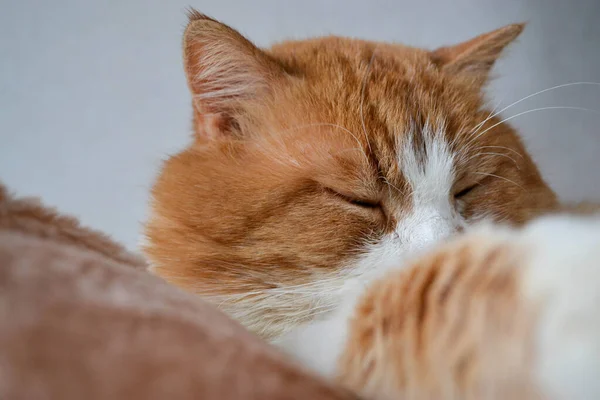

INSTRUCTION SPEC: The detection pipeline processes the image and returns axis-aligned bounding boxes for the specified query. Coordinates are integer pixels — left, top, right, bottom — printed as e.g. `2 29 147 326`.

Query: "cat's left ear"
430 23 525 87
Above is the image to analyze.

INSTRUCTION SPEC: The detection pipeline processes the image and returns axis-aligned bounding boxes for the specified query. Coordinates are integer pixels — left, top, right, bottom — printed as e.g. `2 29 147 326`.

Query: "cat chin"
273 302 352 377
272 233 409 376
272 210 473 376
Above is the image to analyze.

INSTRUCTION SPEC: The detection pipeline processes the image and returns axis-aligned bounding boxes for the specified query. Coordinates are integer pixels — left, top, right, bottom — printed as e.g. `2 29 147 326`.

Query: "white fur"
398 122 464 252
275 123 463 376
276 143 600 396
278 214 600 397
520 216 600 399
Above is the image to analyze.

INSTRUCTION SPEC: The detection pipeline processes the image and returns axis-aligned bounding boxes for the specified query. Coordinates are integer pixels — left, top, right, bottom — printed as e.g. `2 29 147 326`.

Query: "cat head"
144 10 557 339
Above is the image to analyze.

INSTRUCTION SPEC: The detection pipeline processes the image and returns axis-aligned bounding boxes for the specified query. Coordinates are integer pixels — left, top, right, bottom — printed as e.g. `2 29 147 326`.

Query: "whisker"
478 81 600 127
462 82 600 155
478 145 524 160
466 152 520 169
381 176 404 195
473 171 525 191
468 97 506 138
454 99 506 163
470 106 600 143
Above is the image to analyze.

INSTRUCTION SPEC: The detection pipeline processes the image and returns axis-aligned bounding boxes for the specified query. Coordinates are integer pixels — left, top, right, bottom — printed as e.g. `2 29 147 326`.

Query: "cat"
143 10 599 399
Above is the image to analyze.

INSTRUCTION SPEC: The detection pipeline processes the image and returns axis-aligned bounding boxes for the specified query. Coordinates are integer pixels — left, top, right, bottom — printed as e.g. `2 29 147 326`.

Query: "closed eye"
325 188 381 209
454 184 478 199
346 197 380 209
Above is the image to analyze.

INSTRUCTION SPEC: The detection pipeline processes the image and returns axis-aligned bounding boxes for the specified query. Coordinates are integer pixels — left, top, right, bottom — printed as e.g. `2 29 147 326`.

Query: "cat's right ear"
182 9 284 139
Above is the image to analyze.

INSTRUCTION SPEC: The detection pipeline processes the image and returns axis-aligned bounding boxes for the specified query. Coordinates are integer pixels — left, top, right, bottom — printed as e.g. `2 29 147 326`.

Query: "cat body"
337 215 600 399
143 10 599 399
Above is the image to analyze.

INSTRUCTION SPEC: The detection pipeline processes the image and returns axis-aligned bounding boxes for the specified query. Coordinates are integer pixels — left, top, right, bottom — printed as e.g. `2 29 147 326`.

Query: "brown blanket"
0 183 356 400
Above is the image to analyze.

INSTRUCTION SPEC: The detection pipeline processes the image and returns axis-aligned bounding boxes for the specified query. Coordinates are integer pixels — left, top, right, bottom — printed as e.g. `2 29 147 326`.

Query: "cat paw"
521 215 600 400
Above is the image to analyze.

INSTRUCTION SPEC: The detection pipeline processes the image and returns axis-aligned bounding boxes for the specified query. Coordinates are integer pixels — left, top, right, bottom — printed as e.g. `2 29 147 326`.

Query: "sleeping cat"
143 10 599 399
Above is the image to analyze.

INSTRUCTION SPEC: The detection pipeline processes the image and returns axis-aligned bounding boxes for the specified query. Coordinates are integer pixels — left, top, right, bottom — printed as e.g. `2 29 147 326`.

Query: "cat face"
144 11 557 339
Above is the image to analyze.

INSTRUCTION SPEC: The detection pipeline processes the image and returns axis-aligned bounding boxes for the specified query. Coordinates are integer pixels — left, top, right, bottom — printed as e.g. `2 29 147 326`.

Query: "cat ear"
430 23 525 87
183 9 284 138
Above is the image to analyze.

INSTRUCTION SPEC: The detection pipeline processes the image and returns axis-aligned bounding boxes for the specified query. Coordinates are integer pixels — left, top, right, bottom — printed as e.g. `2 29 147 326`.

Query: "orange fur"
139 11 600 400
336 214 600 400
144 12 556 339
337 231 537 399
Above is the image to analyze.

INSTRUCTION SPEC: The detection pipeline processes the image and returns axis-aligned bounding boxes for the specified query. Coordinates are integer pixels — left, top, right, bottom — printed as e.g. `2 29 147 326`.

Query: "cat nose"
405 216 460 251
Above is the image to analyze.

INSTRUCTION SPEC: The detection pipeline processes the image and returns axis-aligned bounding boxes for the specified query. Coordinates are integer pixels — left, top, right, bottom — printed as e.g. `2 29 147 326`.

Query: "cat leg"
337 215 600 400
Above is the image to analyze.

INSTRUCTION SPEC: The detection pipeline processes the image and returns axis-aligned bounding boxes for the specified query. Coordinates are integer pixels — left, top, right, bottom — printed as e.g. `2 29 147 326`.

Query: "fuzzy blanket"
0 183 356 400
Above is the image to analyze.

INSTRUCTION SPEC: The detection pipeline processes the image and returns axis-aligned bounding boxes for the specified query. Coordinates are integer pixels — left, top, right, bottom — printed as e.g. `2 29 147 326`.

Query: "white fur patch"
520 216 600 399
401 122 455 205
398 121 463 252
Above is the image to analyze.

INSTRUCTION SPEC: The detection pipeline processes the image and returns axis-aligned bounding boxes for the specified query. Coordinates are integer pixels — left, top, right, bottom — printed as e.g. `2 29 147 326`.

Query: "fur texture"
145 12 556 339
142 10 600 399
337 216 600 399
0 181 357 400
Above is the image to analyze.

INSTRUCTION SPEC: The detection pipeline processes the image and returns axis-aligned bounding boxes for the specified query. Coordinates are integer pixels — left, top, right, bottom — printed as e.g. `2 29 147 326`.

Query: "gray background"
1 0 599 250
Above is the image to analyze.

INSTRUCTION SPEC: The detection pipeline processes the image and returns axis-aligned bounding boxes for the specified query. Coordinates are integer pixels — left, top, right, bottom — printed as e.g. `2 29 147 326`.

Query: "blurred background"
1 0 599 250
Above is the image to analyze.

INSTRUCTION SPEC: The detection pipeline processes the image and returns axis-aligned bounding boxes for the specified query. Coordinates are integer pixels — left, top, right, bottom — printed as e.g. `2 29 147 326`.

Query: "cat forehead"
270 36 431 74
271 118 457 204
252 39 490 190
271 38 461 102
262 47 481 149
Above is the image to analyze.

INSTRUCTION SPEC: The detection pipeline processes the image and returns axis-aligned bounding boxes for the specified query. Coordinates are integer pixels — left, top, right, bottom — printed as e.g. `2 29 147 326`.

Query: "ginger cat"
143 10 600 399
